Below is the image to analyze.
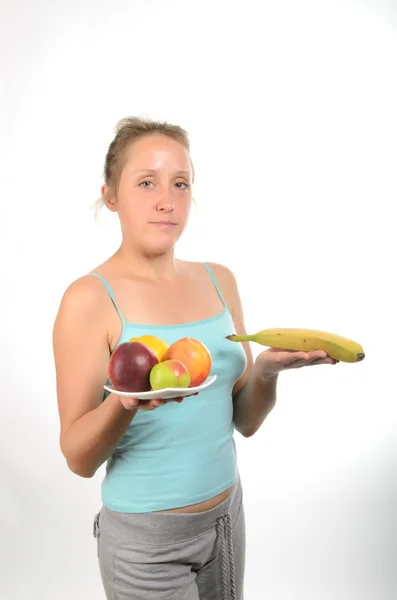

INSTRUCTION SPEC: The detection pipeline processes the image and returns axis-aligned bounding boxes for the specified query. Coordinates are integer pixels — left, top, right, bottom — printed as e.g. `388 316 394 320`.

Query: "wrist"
253 358 280 383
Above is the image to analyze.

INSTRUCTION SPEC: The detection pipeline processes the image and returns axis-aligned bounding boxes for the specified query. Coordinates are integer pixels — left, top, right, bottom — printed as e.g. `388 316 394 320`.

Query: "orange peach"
164 337 212 387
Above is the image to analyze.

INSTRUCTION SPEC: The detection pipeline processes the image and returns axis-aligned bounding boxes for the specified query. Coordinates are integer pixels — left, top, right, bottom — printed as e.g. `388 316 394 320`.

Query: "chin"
144 238 178 255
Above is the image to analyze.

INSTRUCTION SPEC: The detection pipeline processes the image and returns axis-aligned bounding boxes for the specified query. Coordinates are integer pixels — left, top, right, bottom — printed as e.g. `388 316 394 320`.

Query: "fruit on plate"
107 342 159 392
164 337 212 387
129 334 169 362
226 328 365 363
149 359 191 390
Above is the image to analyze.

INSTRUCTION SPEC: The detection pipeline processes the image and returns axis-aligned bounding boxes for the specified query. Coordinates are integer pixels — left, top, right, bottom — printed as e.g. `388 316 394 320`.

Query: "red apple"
107 342 158 392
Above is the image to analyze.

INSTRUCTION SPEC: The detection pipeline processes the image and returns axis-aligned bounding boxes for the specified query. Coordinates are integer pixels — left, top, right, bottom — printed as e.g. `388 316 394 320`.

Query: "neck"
113 243 180 282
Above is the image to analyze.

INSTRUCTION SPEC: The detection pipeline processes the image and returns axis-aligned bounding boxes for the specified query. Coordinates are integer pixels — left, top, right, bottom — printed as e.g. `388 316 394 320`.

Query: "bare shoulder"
54 273 110 320
52 272 115 356
205 261 238 283
204 261 253 395
180 259 239 310
180 259 237 288
204 261 241 313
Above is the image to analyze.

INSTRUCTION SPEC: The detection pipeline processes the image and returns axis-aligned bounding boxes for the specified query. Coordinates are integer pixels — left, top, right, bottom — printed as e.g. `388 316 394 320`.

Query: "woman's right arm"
52 277 138 478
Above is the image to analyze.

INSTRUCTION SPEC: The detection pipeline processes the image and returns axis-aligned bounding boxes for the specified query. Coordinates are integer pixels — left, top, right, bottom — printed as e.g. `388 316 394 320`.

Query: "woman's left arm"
223 267 277 438
214 264 338 438
232 364 279 438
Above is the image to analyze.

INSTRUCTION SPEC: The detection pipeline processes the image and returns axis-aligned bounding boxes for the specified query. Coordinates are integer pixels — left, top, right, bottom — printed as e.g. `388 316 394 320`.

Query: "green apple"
150 359 191 390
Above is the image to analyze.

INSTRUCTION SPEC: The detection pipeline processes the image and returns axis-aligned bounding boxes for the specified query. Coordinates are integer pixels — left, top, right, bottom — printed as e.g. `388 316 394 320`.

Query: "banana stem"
225 334 254 342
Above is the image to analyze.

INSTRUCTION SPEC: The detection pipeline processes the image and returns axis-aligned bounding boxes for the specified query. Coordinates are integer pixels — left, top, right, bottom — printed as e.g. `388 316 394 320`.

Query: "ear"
102 184 117 212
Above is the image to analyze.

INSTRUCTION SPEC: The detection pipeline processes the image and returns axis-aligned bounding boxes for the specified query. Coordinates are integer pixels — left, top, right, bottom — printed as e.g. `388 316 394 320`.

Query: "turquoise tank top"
89 263 247 513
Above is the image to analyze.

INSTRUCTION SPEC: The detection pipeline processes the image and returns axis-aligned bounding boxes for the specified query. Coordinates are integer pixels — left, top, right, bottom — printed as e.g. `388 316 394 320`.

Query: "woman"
52 116 337 600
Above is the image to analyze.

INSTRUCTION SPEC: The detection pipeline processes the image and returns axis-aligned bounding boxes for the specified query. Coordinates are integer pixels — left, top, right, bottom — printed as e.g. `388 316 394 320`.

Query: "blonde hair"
93 116 195 218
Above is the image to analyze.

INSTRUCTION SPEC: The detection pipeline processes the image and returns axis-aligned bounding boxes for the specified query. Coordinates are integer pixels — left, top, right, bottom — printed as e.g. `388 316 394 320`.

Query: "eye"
139 181 153 188
175 182 190 190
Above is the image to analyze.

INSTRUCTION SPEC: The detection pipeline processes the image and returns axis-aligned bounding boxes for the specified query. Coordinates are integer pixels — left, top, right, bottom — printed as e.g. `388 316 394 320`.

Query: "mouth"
150 221 177 227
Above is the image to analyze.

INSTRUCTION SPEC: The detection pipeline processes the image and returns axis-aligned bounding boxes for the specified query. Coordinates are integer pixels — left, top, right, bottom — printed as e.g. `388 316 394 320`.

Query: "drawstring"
93 512 100 539
217 512 237 600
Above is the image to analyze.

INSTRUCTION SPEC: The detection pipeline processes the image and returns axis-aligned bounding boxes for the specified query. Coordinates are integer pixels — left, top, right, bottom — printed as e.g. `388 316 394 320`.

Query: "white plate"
103 374 217 400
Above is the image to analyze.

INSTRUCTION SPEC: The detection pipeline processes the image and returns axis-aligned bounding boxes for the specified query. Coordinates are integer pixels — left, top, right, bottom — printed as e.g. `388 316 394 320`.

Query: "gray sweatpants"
93 473 245 599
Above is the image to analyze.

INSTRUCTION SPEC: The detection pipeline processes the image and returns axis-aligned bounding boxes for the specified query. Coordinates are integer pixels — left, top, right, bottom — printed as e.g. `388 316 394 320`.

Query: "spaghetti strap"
88 272 126 326
202 262 227 308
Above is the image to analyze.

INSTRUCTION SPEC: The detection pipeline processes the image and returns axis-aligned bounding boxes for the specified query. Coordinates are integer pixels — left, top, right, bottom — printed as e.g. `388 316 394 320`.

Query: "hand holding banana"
226 327 365 378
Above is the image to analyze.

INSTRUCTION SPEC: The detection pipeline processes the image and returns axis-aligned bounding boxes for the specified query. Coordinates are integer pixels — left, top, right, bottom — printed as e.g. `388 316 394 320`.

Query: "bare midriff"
154 484 235 514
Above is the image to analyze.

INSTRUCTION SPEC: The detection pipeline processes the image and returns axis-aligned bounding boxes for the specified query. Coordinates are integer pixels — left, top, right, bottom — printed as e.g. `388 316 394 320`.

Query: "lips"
151 221 177 225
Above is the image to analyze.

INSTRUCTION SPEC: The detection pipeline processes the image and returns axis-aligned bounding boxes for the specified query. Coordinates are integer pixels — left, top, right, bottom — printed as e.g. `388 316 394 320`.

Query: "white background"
1 0 396 598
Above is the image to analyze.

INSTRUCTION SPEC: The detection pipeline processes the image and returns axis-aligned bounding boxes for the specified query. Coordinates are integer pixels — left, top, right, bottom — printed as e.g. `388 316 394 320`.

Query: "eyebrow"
133 169 191 177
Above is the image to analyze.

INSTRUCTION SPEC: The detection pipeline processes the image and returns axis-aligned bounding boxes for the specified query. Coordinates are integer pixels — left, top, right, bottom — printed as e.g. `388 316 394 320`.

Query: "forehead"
125 134 191 171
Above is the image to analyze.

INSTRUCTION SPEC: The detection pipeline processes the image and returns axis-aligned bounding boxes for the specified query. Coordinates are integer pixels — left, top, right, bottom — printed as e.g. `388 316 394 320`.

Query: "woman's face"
104 133 194 255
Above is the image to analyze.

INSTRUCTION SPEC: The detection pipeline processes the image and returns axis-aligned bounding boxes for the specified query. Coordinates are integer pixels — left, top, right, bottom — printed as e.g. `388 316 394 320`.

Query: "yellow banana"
225 328 365 363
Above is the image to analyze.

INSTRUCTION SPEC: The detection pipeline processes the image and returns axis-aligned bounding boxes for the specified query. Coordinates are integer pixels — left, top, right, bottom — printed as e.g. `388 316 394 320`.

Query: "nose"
156 188 174 211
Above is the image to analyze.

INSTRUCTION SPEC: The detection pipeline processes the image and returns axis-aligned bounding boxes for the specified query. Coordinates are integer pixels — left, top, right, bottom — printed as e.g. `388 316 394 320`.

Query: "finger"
282 352 311 366
270 349 329 362
307 350 329 361
285 350 331 366
267 347 295 352
311 357 339 365
166 397 184 403
284 351 311 364
136 399 158 410
284 359 311 369
152 399 165 408
125 398 138 409
142 403 158 411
